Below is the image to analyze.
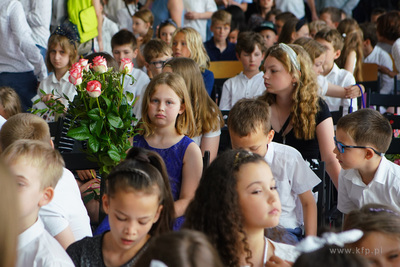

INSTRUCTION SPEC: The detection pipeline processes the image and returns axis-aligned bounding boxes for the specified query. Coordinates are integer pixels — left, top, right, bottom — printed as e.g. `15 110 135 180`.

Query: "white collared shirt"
364 45 393 95
17 218 74 267
264 142 321 229
183 0 217 42
0 1 47 81
338 156 400 214
124 68 150 120
324 63 357 116
219 71 266 110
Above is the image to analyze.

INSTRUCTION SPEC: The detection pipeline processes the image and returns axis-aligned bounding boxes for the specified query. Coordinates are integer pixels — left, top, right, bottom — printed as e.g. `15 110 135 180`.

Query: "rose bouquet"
35 56 138 176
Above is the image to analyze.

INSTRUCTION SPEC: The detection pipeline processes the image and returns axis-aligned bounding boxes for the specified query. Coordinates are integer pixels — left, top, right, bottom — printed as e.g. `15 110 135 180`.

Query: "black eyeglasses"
150 60 169 69
334 137 383 156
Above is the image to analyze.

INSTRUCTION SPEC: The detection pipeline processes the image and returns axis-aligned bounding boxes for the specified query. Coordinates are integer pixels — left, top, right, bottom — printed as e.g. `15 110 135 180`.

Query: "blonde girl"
157 18 178 45
67 147 175 266
185 150 299 266
343 203 400 267
172 27 214 96
133 72 203 230
293 37 364 99
31 26 78 122
163 57 224 161
132 8 154 69
336 18 364 82
259 43 341 188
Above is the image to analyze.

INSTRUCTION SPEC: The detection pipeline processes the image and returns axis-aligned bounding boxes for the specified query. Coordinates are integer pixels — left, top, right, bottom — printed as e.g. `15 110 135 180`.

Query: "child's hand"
137 36 144 46
42 94 55 103
378 65 398 78
185 12 200 20
77 169 97 181
265 255 292 266
344 84 364 98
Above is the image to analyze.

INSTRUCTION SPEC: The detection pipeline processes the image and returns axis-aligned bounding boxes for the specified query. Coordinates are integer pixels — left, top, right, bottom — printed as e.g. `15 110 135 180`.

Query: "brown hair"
336 109 392 153
163 58 224 136
133 8 154 44
211 10 232 26
2 139 64 189
46 34 78 72
143 39 172 63
376 11 400 41
228 98 272 137
134 229 224 267
314 27 344 51
0 113 51 152
0 86 22 119
277 18 298 44
140 72 196 138
111 29 137 51
235 31 266 55
293 37 327 62
320 7 342 24
258 44 319 140
0 158 18 267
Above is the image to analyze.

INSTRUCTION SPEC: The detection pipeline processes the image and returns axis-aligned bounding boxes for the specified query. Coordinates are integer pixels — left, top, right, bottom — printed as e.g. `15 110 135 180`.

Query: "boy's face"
319 13 336 29
333 128 369 170
211 21 230 43
259 29 277 49
315 38 340 75
237 44 264 73
10 160 53 232
313 52 326 75
228 29 239 44
230 125 274 157
146 54 172 76
112 44 138 64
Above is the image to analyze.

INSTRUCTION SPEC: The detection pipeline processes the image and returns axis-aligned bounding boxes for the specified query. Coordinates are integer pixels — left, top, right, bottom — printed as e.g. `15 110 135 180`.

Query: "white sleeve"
219 78 233 110
337 172 357 214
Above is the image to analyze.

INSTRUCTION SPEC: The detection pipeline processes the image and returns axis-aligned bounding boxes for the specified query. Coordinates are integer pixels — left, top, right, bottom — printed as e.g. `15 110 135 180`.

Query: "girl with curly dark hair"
184 150 299 266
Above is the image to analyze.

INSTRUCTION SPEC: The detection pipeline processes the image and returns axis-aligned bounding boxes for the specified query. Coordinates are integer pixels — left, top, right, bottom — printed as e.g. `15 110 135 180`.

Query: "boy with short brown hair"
143 39 172 78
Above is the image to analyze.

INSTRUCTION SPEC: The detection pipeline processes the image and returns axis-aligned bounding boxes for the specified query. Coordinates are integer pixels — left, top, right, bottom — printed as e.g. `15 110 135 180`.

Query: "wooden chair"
209 61 243 105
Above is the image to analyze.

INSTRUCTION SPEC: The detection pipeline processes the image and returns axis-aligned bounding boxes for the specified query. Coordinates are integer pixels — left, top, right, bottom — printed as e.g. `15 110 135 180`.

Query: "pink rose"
119 58 133 74
86 80 102 98
69 64 83 86
78 58 91 71
92 56 108 74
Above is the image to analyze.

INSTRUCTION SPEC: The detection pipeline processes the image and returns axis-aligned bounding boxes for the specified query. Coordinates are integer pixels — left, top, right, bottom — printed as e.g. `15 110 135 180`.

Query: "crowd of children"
3 1 400 266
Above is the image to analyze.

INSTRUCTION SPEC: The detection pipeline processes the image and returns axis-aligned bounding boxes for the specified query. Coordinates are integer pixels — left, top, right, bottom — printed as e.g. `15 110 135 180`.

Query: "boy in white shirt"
228 98 320 242
111 29 150 119
3 140 74 266
336 109 400 215
0 113 92 249
315 28 357 116
219 32 266 110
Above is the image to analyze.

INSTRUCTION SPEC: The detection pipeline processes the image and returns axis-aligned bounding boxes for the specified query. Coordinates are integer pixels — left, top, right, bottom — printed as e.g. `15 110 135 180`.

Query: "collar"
264 142 275 164
18 217 45 250
51 71 70 83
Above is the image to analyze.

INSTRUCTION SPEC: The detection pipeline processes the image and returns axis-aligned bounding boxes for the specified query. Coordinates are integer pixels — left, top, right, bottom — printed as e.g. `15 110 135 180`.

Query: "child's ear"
133 48 139 59
333 49 341 60
178 103 185 115
365 148 375 160
266 129 275 144
38 187 54 207
153 204 163 223
102 194 110 214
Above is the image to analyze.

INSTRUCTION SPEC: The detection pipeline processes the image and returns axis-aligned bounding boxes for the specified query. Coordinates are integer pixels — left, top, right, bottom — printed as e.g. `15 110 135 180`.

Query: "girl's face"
357 232 400 267
148 84 184 129
103 190 162 252
259 0 274 9
160 25 176 46
49 43 70 73
313 52 326 75
263 55 296 95
228 29 239 44
236 161 281 231
132 17 150 37
172 32 191 58
294 24 310 41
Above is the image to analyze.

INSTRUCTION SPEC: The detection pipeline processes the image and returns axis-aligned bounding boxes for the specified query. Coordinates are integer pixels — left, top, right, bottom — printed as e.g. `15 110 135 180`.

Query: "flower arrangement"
34 56 138 177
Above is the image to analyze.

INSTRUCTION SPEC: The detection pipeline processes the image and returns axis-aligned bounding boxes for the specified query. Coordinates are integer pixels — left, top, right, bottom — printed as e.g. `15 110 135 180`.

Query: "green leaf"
67 126 91 140
108 148 121 162
101 95 111 109
125 92 134 103
88 108 101 120
107 113 123 128
88 135 100 153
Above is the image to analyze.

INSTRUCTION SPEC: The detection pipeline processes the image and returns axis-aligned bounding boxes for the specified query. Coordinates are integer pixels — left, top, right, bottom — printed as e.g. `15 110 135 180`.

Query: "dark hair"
336 108 392 153
293 244 369 267
84 52 119 72
360 22 377 47
157 18 178 38
236 31 266 55
184 149 269 266
134 230 224 267
320 7 342 23
277 18 298 44
275 11 296 24
376 11 400 41
106 147 175 235
111 29 137 50
225 5 247 32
